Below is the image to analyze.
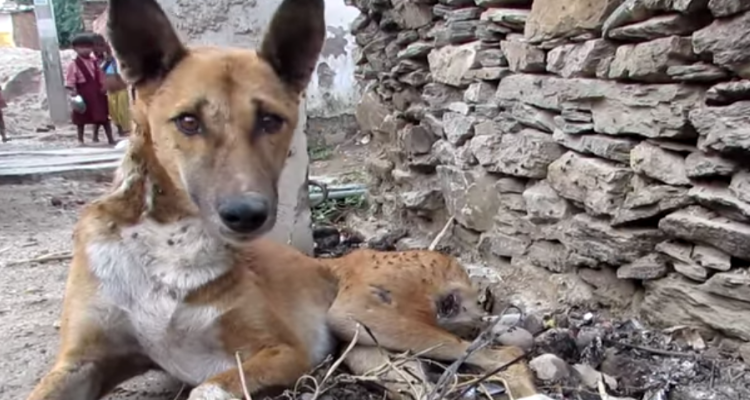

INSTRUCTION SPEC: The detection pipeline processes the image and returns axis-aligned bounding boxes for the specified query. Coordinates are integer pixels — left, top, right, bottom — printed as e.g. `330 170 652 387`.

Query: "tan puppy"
26 0 537 399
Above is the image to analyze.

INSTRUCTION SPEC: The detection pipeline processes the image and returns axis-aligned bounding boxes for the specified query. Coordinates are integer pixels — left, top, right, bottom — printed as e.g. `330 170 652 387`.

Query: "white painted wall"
306 1 361 118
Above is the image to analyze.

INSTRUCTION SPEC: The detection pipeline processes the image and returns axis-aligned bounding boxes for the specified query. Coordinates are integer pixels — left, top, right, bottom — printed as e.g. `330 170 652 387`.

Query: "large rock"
690 101 750 155
659 206 750 260
693 11 750 78
506 102 557 133
613 176 692 225
608 13 711 42
437 166 500 232
525 0 623 42
643 274 750 341
501 39 546 73
523 180 574 223
548 151 633 216
428 41 481 87
685 152 739 178
708 0 750 17
707 79 750 106
689 184 750 223
562 214 666 265
481 8 529 31
526 240 569 273
704 273 750 303
552 130 637 164
442 112 476 146
478 229 532 258
496 74 703 139
630 142 691 186
356 89 391 135
392 0 433 29
546 39 617 78
609 36 696 83
617 253 669 280
470 129 565 178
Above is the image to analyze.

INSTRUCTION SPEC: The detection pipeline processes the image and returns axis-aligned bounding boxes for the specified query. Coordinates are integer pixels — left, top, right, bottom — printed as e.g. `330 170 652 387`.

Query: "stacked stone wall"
350 0 750 341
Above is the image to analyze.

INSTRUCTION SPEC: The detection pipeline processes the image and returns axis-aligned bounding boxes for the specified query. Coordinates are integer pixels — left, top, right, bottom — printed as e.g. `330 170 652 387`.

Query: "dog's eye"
174 114 202 136
256 111 284 135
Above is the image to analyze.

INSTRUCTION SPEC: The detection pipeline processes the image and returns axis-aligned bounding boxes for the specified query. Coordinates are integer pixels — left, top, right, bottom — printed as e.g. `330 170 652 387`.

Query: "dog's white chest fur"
86 218 235 385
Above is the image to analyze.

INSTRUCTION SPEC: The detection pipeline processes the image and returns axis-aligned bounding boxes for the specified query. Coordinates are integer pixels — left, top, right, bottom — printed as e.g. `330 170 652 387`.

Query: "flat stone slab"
0 146 124 184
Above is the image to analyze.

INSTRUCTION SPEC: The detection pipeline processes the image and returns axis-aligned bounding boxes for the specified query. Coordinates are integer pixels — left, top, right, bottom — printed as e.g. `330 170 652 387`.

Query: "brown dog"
25 0 537 399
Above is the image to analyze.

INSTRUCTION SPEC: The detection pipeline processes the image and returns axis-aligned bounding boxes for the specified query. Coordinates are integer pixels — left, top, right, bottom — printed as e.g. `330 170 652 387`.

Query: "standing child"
0 90 7 142
65 33 114 145
93 34 131 136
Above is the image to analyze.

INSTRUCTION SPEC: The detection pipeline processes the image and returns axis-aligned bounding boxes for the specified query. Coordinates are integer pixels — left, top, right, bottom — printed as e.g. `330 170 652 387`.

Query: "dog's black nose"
217 194 270 234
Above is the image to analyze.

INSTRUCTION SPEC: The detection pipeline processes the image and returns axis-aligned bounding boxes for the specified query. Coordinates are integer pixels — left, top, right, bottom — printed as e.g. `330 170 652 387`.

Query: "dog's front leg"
188 345 311 400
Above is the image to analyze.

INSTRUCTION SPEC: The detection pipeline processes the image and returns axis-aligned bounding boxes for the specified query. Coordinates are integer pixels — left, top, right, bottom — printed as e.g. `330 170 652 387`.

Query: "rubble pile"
349 0 750 351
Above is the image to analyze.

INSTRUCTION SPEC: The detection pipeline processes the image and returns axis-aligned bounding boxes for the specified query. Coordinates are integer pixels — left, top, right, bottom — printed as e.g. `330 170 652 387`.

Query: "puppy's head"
107 0 325 242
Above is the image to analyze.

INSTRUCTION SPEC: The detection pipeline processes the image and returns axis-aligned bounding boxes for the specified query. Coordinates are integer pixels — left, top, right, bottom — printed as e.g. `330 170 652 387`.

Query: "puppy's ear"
259 0 326 94
107 0 187 85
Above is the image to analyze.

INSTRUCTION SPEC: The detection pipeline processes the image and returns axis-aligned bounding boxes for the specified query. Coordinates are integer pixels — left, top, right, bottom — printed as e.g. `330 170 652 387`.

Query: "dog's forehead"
156 46 294 106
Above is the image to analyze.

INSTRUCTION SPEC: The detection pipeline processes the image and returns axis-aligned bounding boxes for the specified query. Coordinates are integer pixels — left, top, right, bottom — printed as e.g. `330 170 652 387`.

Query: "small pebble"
529 353 570 382
495 326 534 351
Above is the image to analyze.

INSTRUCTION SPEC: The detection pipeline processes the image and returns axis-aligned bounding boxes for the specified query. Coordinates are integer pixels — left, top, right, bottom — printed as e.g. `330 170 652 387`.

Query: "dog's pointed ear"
107 0 187 86
259 0 326 94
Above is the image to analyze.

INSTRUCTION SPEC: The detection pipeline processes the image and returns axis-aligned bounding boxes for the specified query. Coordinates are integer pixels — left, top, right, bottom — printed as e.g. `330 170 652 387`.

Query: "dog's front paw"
187 384 238 400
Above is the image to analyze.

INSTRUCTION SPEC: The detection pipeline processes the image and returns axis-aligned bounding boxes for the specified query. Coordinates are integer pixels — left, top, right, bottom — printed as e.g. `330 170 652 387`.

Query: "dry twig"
235 352 253 400
428 217 455 251
5 251 73 267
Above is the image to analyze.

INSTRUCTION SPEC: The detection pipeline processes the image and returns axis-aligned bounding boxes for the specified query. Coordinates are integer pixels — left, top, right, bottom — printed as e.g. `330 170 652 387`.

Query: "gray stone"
742 342 750 366
563 213 666 265
499 193 527 212
398 70 431 87
673 259 710 282
464 67 513 81
397 41 434 59
446 7 483 22
561 109 593 123
526 240 568 272
656 240 694 264
689 184 750 223
685 152 739 178
421 114 444 138
473 119 502 136
579 267 638 308
553 118 595 135
392 0 433 29
474 103 500 118
476 48 508 67
643 274 750 341
617 253 669 280
530 354 570 382
607 44 635 79
523 180 574 223
610 36 696 83
481 8 529 31
525 0 623 42
495 327 534 351
395 30 420 46
401 125 436 156
703 273 750 303
471 129 565 178
673 0 711 13
708 0 750 17
573 364 618 391
432 20 480 46
442 112 476 146
690 101 750 155
706 80 750 105
447 101 472 115
475 0 533 7
496 74 703 139
478 229 532 258
667 63 729 82
693 12 750 78
546 39 617 78
401 189 444 211
730 170 750 203
433 140 478 169
507 102 557 133
613 176 692 225
428 41 481 87
552 130 637 164
659 206 750 260
548 152 633 216
501 40 546 73
608 13 711 42
355 89 391 136
438 166 500 232
464 81 497 104
693 244 732 271
630 142 691 186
